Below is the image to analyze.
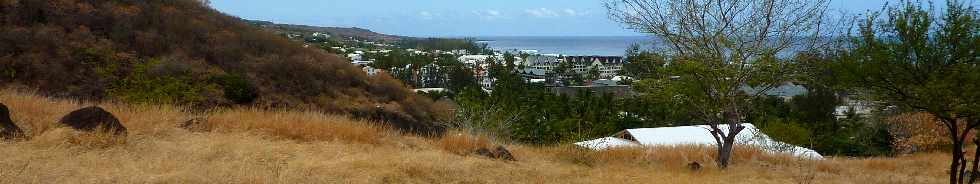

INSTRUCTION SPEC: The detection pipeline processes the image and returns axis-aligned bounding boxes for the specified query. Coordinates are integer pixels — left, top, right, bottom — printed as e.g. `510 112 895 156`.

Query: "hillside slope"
0 89 949 183
0 0 440 134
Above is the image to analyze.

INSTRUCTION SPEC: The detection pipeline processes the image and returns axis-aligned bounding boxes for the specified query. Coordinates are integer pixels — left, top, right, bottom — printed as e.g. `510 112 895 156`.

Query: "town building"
518 55 625 86
362 66 379 76
562 56 625 79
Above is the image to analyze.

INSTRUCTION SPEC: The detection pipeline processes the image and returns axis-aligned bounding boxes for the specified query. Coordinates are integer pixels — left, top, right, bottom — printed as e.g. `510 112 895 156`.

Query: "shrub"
107 58 207 104
212 74 258 104
888 112 961 153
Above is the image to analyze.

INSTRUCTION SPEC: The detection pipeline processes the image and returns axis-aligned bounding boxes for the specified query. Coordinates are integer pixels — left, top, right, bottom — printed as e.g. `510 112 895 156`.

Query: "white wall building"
362 66 379 76
347 53 362 61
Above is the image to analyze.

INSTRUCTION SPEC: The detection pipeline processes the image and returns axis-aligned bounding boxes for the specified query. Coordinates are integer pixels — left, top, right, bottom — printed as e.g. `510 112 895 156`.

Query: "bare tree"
604 0 830 168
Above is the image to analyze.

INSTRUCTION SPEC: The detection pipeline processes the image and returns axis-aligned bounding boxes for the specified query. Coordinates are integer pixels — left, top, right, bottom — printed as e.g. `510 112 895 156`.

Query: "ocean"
475 36 652 56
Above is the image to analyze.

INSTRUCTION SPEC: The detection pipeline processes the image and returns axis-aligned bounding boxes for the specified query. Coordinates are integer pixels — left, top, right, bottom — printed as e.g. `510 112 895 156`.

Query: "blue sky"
210 0 973 37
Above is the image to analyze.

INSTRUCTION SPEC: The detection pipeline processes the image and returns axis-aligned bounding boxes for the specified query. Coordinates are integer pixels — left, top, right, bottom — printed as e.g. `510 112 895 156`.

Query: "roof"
619 123 754 145
740 83 808 98
573 137 639 150
413 88 449 93
575 123 823 159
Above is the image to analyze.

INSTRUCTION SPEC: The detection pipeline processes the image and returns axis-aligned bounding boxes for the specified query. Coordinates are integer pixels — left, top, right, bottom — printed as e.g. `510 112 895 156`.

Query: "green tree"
605 0 830 168
836 1 980 183
622 44 667 79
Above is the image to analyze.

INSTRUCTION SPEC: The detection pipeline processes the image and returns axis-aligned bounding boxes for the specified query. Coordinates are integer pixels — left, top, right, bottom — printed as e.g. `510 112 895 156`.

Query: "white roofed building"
574 124 823 159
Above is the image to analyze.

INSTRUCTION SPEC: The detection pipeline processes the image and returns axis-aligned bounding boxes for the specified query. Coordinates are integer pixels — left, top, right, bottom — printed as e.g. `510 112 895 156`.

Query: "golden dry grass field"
0 89 950 183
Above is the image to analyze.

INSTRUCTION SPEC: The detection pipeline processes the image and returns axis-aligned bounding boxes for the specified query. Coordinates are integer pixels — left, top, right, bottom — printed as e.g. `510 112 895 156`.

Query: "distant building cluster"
346 52 631 92
520 55 626 86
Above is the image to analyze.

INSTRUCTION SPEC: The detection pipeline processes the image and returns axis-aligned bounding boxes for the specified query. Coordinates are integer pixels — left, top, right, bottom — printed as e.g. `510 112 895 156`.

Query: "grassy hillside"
0 0 441 134
0 89 949 183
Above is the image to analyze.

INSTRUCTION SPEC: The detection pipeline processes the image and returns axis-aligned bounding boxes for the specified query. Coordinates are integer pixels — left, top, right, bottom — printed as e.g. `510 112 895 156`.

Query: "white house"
362 66 379 76
574 123 823 159
347 53 363 61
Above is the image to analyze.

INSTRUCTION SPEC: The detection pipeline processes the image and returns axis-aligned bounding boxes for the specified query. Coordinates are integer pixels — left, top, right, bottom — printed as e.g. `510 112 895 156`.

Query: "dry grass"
437 131 492 155
0 89 949 183
206 108 396 145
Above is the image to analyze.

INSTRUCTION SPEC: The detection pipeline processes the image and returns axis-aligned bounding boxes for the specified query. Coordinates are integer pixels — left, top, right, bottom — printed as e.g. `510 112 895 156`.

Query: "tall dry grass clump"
437 131 492 155
205 108 396 144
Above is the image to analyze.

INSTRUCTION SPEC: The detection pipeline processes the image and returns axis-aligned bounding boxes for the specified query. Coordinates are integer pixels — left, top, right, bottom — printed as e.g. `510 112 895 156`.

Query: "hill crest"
244 19 404 42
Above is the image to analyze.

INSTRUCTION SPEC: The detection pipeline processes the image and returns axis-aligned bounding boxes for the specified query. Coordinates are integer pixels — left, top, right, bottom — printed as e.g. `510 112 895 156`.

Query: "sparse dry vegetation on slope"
0 89 949 183
0 0 444 135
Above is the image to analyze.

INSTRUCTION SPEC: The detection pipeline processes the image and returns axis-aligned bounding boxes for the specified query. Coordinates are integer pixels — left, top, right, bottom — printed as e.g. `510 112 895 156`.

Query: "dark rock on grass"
58 106 127 136
474 146 517 161
476 148 493 158
492 146 516 161
687 162 703 171
0 103 25 140
179 117 210 132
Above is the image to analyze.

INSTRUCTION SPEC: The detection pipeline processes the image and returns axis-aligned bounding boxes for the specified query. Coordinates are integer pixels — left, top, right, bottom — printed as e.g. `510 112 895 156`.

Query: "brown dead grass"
438 131 492 155
206 108 396 145
0 88 949 183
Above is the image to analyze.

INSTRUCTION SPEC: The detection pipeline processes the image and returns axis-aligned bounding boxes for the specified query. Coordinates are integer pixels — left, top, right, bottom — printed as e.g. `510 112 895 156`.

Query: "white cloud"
563 9 578 16
418 11 442 20
525 8 560 18
525 8 588 18
472 9 505 20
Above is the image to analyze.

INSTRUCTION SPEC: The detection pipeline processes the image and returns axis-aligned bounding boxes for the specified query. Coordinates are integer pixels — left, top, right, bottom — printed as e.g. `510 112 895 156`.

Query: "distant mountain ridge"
244 19 404 42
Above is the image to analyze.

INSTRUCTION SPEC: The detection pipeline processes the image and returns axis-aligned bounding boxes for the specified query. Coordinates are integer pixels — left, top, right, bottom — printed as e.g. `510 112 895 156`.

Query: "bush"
759 118 813 147
107 58 207 104
888 112 960 153
213 74 258 104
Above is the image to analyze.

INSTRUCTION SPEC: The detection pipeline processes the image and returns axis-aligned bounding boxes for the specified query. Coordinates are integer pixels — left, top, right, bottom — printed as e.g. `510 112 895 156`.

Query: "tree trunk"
969 136 980 184
945 117 964 184
953 142 964 184
962 154 969 184
717 136 736 168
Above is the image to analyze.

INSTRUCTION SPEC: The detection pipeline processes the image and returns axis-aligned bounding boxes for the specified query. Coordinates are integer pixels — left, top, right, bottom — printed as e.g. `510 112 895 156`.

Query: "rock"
474 146 515 161
492 146 516 161
475 148 493 158
687 162 703 171
179 117 210 132
0 103 25 140
58 106 127 135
